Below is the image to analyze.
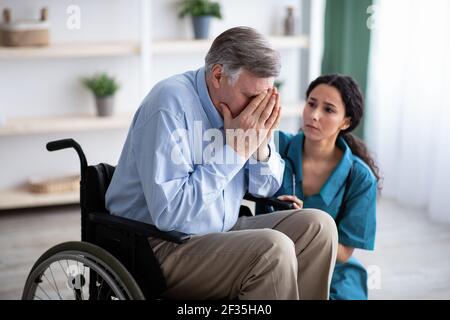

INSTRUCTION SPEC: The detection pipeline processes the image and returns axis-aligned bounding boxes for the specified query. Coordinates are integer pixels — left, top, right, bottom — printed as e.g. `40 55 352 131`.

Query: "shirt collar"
196 66 224 129
289 131 353 206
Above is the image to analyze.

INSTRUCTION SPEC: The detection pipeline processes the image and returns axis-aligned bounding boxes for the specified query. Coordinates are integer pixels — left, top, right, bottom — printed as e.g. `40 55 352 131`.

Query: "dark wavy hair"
305 74 382 190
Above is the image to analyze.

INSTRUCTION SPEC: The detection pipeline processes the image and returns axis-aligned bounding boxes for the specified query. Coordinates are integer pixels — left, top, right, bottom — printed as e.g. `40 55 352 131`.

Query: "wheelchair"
22 138 294 300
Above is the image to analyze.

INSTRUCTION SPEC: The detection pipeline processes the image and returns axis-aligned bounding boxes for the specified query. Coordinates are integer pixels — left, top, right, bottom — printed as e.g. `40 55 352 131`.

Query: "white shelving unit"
0 36 308 59
0 188 79 210
0 113 134 137
151 36 308 54
0 42 140 59
0 0 309 210
0 104 303 138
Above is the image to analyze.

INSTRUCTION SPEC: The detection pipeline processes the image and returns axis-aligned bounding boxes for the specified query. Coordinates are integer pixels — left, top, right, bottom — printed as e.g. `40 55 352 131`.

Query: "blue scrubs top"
270 131 377 300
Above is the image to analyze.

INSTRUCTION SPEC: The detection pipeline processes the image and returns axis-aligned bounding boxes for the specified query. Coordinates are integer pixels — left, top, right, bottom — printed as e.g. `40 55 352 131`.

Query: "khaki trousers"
148 209 338 300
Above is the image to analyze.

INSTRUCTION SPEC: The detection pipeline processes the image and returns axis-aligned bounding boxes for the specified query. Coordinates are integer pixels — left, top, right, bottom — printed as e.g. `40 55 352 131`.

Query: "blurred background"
0 0 449 299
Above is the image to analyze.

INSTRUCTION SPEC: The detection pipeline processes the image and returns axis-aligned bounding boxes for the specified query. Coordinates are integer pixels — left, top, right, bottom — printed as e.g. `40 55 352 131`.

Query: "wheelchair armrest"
243 193 296 211
88 213 191 244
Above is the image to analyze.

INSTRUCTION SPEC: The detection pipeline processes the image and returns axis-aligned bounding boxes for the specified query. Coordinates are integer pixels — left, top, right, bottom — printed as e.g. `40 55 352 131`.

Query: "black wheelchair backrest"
84 163 115 213
83 163 168 299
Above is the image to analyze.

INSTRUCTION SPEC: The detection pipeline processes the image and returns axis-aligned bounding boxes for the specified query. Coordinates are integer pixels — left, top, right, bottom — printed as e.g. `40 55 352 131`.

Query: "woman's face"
302 84 351 142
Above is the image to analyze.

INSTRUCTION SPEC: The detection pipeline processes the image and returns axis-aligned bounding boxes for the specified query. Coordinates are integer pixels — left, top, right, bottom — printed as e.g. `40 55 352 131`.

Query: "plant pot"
192 16 211 39
95 96 114 117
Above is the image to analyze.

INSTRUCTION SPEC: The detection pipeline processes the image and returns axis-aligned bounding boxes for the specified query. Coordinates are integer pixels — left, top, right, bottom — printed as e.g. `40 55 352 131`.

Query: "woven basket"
28 175 80 194
1 7 50 47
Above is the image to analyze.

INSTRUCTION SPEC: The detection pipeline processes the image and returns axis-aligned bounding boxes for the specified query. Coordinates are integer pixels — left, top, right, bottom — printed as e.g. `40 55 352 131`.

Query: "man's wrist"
253 144 271 162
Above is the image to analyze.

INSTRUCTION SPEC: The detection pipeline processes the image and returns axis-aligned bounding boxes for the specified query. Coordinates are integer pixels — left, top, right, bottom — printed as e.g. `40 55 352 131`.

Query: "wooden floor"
1 198 450 300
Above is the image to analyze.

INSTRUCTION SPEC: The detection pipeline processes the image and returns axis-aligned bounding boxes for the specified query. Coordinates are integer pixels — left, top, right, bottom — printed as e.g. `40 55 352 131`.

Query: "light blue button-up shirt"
105 67 284 235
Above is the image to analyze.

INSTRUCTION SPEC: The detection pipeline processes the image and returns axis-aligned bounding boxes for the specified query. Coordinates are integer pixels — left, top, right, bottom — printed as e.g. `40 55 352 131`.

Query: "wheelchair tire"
22 241 145 300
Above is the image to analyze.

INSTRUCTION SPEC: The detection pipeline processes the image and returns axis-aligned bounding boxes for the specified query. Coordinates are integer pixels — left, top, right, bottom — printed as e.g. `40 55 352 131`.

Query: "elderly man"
106 27 337 300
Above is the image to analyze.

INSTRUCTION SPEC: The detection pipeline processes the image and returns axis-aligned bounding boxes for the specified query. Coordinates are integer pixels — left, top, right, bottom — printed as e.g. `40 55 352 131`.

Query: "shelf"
0 113 134 136
0 36 307 59
151 35 309 54
0 104 302 137
0 42 140 59
0 187 79 210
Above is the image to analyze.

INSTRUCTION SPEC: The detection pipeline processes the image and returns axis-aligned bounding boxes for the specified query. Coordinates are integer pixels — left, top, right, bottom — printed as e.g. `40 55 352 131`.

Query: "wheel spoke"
48 264 63 299
66 259 70 275
42 273 61 300
37 283 52 300
57 260 70 282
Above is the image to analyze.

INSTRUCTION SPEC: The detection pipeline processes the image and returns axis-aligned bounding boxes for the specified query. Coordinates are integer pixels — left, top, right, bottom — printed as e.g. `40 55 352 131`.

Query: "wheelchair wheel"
22 241 145 300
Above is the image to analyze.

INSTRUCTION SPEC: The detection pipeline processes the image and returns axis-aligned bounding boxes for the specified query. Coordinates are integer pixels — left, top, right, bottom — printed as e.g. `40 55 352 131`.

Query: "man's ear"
210 64 223 89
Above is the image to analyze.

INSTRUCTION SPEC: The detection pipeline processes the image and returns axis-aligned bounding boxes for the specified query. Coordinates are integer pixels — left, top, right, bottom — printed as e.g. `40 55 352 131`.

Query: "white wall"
0 0 309 189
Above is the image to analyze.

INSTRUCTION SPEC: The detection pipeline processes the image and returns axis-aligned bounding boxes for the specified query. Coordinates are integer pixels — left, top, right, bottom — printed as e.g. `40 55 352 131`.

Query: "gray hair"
205 26 281 84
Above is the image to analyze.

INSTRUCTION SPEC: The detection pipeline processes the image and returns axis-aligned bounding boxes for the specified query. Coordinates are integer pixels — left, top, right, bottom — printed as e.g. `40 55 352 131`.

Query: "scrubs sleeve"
337 162 377 250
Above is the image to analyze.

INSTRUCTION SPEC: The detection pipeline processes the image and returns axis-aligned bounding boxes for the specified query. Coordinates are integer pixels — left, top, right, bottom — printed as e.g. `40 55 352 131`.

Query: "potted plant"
178 0 222 39
81 73 119 117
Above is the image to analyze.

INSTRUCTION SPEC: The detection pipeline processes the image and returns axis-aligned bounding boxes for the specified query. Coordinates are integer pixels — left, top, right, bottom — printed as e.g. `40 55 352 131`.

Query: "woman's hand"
277 195 303 209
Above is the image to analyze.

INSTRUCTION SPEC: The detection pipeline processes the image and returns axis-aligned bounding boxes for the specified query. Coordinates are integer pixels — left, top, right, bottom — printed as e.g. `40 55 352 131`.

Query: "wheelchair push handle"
47 138 78 152
46 138 88 179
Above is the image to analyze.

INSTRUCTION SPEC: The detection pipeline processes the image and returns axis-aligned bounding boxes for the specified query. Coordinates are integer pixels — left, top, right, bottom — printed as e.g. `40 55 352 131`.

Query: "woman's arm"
337 244 354 263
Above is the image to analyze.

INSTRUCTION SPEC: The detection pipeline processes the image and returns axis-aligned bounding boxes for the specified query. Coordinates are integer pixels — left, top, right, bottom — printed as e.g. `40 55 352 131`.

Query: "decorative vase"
284 6 296 36
95 96 114 117
192 16 211 39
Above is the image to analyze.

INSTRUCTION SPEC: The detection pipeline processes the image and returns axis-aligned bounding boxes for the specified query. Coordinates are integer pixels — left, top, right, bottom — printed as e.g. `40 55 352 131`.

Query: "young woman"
268 74 381 300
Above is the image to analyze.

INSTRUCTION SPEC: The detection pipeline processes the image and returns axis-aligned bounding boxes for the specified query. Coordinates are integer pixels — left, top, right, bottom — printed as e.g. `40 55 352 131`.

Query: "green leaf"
81 73 120 98
178 0 222 19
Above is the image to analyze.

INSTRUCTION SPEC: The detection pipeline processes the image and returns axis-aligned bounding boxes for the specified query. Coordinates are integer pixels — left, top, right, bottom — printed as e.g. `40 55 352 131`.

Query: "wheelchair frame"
28 138 295 300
